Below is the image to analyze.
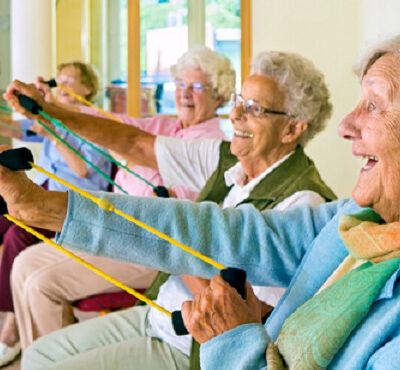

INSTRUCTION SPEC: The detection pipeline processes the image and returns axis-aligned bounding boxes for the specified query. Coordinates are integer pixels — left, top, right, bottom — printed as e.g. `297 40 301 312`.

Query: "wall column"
11 0 55 82
10 0 55 168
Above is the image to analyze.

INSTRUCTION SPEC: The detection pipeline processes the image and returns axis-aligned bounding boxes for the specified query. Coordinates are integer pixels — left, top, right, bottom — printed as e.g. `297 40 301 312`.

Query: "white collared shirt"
221 152 294 208
153 136 325 356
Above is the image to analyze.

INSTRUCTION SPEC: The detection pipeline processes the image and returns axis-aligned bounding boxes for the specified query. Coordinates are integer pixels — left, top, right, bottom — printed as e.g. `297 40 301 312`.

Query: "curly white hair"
171 45 236 107
251 51 332 147
353 34 400 78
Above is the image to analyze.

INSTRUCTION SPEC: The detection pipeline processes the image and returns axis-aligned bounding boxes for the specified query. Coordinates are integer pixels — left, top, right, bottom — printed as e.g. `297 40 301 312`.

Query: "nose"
178 86 193 100
338 106 362 141
229 104 245 123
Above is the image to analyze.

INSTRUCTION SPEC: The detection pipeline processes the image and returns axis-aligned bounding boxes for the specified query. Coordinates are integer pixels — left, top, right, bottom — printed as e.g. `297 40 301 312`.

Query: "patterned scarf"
266 209 400 369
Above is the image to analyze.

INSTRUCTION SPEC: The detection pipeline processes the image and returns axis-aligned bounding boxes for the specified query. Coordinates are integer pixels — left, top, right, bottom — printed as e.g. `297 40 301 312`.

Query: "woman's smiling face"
56 65 92 105
338 53 400 222
174 67 221 127
229 74 292 165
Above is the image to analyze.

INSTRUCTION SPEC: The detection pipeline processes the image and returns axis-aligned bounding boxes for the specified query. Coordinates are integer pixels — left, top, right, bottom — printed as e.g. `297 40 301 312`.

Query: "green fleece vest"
138 142 336 369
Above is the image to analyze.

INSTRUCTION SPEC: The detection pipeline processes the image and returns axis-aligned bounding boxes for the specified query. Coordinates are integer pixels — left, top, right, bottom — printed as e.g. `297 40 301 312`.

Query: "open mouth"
361 155 378 172
181 102 195 109
234 129 253 138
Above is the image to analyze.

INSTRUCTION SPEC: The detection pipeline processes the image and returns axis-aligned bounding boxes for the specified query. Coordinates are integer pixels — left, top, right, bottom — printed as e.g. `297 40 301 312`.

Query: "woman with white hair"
4 50 335 369
7 45 234 357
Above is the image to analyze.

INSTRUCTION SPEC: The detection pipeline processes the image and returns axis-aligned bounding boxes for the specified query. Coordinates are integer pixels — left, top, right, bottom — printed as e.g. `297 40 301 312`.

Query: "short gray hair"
251 51 332 146
171 45 236 107
353 34 400 79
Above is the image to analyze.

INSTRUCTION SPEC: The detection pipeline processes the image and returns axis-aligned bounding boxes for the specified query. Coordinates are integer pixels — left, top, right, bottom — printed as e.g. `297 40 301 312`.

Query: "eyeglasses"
56 76 76 86
230 93 294 118
175 80 214 95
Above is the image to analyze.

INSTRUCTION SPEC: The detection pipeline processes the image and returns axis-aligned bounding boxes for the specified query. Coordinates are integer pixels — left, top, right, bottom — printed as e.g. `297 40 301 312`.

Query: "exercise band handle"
18 94 42 115
26 129 37 137
154 186 170 198
0 147 34 215
172 267 247 336
44 79 58 88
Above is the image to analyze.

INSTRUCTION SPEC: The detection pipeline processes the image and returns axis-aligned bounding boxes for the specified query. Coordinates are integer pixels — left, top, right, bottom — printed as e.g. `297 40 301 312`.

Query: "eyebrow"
240 94 275 107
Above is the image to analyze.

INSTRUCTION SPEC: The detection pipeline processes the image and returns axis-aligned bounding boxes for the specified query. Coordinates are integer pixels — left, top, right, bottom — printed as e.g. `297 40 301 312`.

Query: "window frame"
127 0 252 117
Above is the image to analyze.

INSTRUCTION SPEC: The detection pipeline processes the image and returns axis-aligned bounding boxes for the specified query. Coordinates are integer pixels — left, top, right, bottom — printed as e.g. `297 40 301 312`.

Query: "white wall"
362 0 400 45
11 0 56 177
252 0 364 198
252 0 400 198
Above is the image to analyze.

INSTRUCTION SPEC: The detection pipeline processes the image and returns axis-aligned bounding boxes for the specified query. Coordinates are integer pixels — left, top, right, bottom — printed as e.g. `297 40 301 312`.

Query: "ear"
213 94 224 109
83 87 92 100
281 120 308 144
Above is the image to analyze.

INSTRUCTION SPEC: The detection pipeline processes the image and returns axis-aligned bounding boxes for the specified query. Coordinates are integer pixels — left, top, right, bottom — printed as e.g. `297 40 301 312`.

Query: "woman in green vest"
133 51 337 370
5 51 336 370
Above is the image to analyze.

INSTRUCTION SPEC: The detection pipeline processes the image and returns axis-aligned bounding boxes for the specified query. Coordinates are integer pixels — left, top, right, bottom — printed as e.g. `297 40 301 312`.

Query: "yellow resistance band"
5 213 171 317
30 162 226 271
57 85 124 123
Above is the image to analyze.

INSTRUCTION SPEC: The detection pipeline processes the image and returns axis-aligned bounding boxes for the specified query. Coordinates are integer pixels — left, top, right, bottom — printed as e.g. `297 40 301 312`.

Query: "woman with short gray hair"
251 51 332 146
171 45 236 107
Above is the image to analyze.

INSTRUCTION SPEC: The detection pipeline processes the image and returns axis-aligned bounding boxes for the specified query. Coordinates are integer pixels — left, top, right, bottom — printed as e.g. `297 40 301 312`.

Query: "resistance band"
0 146 246 335
45 79 124 123
5 213 171 317
10 94 247 333
0 121 37 137
2 100 167 196
17 93 169 197
1 103 129 194
0 104 38 137
35 119 128 194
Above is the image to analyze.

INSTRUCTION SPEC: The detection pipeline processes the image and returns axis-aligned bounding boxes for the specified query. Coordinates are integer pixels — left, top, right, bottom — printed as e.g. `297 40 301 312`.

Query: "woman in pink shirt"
9 45 236 352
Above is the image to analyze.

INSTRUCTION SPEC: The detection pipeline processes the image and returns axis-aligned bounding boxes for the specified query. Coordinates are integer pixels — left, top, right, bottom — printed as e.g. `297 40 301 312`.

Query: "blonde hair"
57 61 99 102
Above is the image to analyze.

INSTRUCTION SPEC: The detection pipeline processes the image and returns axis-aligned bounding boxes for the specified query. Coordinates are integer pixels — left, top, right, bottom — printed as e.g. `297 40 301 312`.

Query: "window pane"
205 0 241 115
140 0 188 115
106 0 128 114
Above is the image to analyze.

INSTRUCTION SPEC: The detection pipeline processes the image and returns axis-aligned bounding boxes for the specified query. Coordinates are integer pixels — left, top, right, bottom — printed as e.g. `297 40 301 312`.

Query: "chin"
352 184 374 208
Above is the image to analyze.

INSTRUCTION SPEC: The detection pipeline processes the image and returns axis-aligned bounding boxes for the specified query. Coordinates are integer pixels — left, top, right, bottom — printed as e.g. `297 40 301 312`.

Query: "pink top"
79 106 227 200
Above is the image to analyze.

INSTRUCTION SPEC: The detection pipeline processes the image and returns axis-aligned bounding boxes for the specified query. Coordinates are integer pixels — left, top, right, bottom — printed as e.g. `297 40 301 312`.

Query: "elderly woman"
0 61 112 367
4 51 334 369
4 34 400 369
7 45 234 355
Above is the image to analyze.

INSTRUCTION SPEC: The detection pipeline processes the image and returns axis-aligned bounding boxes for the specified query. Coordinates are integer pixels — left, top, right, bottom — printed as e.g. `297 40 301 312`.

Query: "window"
105 0 251 116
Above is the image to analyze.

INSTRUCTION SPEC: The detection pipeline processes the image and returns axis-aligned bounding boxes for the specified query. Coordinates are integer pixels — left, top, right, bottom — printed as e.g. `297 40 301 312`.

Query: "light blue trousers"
22 306 189 370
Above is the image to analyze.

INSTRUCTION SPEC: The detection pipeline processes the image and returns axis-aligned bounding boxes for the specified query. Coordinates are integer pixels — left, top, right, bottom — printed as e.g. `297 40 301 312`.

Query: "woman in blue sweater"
3 35 400 369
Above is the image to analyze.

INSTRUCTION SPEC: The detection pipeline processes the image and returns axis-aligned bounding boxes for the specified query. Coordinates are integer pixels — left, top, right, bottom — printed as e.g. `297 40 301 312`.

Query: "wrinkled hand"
3 80 46 120
35 76 56 104
30 120 55 141
181 274 262 344
0 145 46 221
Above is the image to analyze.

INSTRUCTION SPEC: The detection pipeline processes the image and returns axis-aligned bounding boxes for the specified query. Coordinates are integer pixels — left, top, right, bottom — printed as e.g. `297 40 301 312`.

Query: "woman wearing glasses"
7 51 335 369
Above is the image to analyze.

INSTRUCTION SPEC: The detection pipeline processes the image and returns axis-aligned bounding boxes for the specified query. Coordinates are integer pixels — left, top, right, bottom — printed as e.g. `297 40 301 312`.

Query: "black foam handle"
154 185 170 198
0 147 34 171
0 197 8 215
25 129 37 137
45 79 57 88
172 267 247 336
18 95 42 115
220 267 247 299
